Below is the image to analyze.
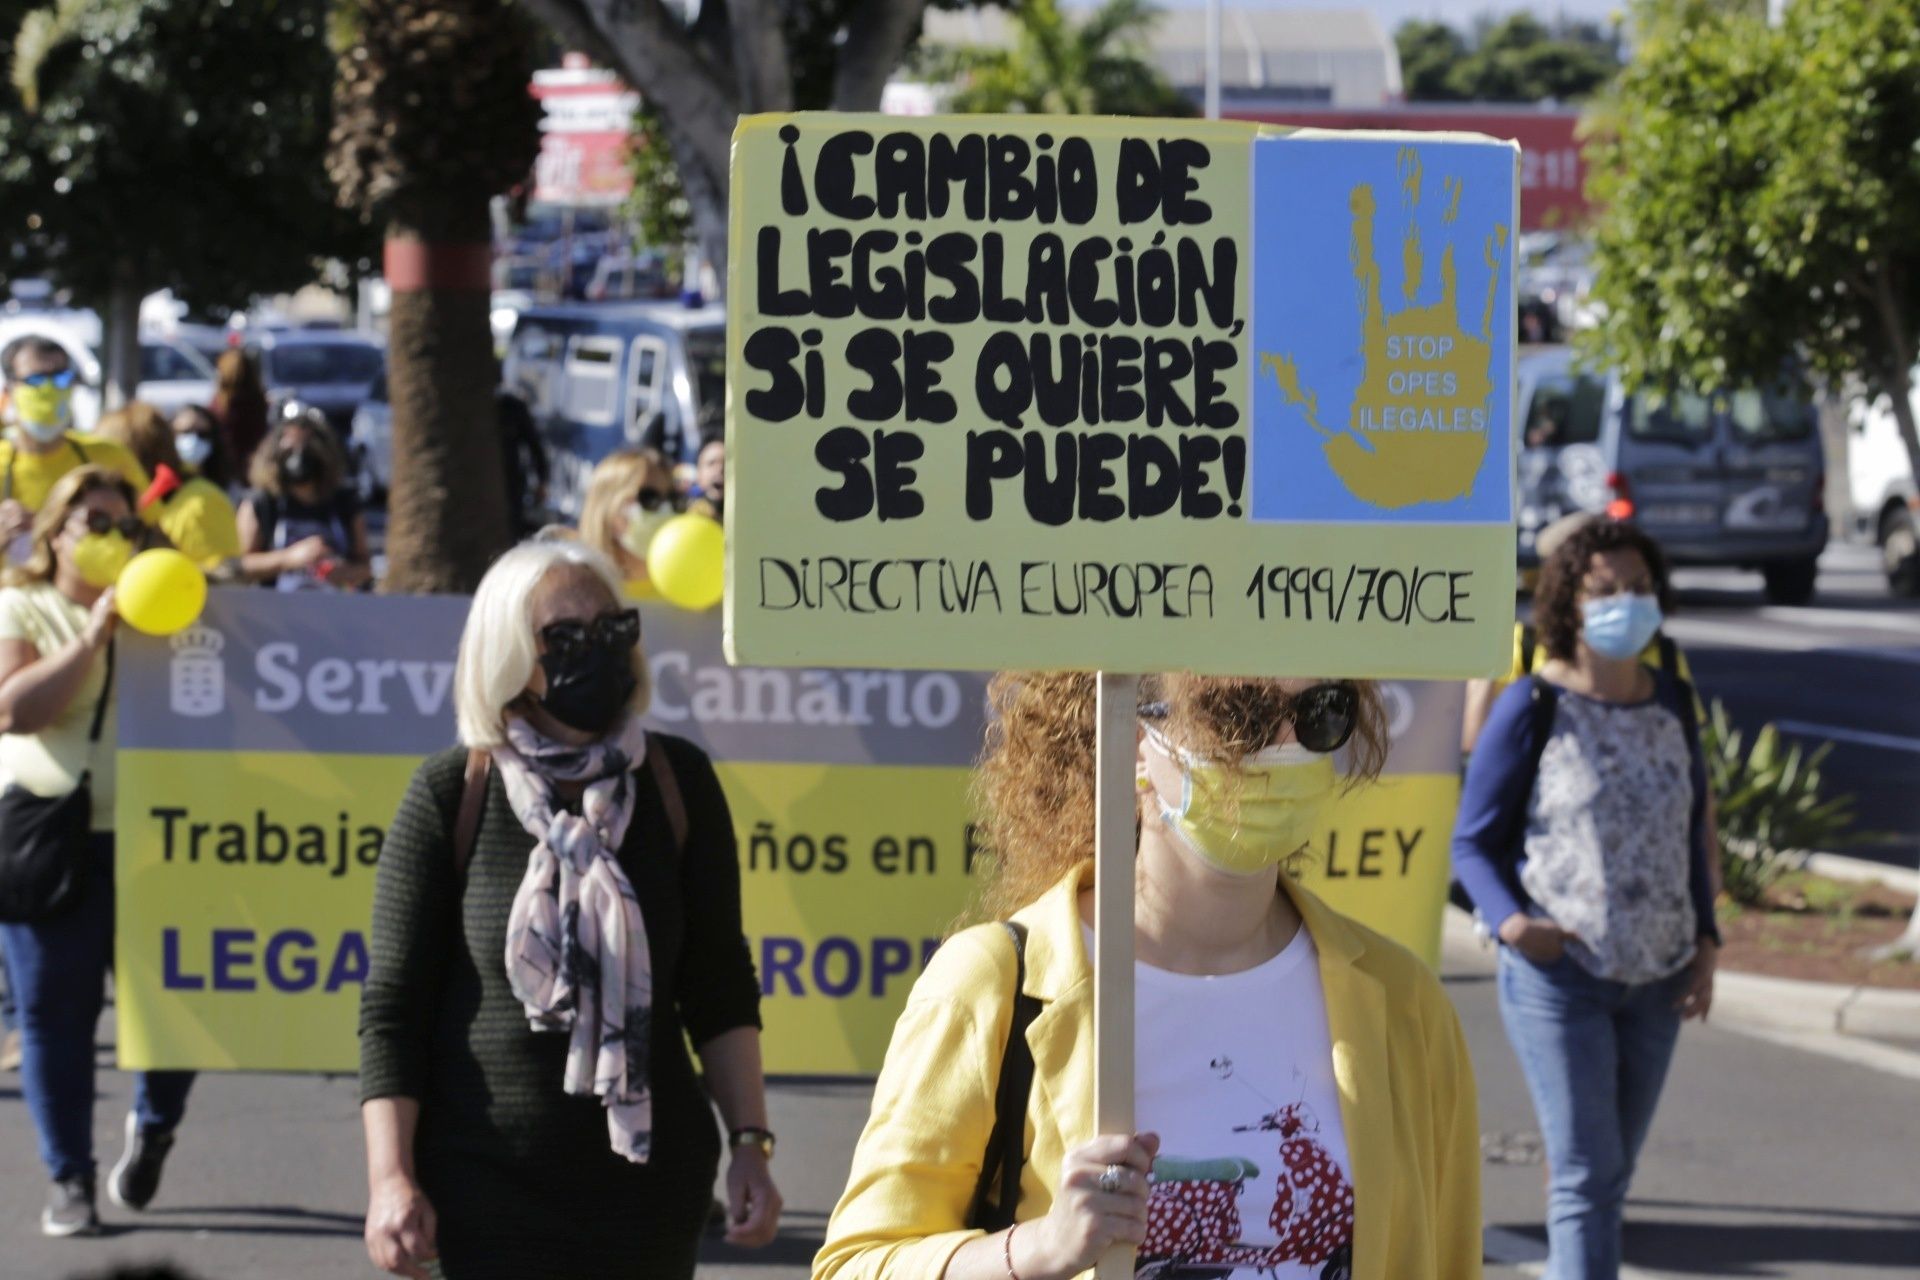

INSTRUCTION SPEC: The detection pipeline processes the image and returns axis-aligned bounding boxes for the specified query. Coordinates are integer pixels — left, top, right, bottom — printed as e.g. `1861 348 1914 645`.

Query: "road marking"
1755 605 1920 634
1662 618 1920 664
1775 720 1920 755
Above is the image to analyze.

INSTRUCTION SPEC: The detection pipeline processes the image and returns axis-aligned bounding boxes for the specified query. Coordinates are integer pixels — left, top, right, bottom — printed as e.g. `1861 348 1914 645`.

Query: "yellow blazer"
814 864 1482 1280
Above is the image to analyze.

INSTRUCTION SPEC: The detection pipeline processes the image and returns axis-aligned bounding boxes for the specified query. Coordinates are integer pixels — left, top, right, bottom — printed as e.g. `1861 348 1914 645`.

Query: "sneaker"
107 1111 175 1211
42 1176 99 1237
0 1028 19 1072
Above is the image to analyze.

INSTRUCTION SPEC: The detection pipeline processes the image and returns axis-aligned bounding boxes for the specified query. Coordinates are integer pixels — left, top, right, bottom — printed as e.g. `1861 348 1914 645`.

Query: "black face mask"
536 640 637 735
279 446 320 485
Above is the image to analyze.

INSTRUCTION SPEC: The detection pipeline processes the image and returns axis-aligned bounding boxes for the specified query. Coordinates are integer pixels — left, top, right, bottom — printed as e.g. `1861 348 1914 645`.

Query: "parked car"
1517 345 1829 604
349 368 393 505
134 337 217 416
1846 378 1920 596
503 301 726 519
251 327 385 438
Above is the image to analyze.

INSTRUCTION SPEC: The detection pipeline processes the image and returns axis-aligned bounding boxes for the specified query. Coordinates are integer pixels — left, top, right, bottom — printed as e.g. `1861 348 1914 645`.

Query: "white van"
1846 380 1919 595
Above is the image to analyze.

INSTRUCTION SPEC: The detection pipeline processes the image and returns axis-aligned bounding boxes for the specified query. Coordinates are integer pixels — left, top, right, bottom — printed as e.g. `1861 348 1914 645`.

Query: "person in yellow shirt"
0 337 149 558
815 673 1482 1280
93 404 242 572
578 447 682 603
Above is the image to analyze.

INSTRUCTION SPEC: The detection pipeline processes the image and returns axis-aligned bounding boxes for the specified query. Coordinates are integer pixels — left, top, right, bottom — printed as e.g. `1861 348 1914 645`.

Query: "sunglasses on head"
79 510 143 541
539 609 641 662
14 369 76 390
1140 681 1360 755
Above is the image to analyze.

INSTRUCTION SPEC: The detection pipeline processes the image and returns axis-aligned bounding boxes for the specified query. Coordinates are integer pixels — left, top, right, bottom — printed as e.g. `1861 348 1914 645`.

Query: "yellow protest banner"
725 113 1519 678
113 595 1467 1076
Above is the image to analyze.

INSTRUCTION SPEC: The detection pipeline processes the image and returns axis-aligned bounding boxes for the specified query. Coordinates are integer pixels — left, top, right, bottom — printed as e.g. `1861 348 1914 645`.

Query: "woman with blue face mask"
1452 520 1719 1280
816 674 1484 1280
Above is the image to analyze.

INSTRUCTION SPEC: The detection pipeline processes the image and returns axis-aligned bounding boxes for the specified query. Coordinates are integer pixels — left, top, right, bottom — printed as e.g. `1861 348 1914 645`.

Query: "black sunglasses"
1140 681 1360 755
539 609 641 662
80 510 143 541
635 486 677 512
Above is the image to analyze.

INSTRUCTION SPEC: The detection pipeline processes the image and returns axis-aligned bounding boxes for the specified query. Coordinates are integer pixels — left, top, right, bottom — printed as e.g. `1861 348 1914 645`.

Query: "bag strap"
452 736 687 882
968 920 1040 1232
73 638 115 787
452 748 492 882
1656 630 1679 676
1524 675 1559 784
645 736 688 853
1519 623 1540 675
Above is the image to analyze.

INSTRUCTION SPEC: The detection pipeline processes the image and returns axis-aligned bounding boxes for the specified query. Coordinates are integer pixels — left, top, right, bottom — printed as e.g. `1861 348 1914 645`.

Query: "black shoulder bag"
0 639 114 923
967 921 1041 1233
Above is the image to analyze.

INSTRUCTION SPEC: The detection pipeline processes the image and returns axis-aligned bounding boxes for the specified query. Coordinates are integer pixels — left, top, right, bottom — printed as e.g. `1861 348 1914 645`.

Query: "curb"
1441 907 1920 1074
1805 850 1920 894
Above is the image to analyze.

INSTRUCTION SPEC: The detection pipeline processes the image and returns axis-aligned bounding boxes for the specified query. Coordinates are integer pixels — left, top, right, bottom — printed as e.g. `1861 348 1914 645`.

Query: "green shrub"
1701 699 1861 908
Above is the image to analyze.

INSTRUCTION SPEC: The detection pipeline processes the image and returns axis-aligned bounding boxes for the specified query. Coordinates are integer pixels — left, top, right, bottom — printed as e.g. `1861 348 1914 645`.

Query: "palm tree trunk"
380 233 511 594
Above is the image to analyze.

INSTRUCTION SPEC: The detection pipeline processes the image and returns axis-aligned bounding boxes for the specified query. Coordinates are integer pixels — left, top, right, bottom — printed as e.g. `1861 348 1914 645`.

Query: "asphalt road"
3 950 1914 1280
1656 542 1920 872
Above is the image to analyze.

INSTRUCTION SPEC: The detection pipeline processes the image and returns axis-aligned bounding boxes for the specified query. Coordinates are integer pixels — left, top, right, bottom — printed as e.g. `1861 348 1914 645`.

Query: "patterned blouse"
1519 692 1698 983
1452 672 1720 986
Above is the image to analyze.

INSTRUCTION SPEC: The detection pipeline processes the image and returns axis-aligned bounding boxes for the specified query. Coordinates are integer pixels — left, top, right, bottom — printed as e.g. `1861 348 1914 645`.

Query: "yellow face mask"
71 531 132 589
1145 726 1337 877
9 383 74 441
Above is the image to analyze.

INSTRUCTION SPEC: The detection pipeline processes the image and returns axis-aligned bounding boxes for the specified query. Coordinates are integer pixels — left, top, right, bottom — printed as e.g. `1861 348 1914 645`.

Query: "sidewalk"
1 963 1916 1279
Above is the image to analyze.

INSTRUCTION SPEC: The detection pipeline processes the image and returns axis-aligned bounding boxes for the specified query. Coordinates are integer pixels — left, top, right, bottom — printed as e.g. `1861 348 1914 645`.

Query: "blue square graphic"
1249 135 1515 524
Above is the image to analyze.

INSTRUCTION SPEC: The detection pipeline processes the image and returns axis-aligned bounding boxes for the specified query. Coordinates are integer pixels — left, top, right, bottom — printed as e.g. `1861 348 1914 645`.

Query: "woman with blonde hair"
0 466 195 1237
578 447 680 601
93 403 242 572
816 673 1481 1280
236 410 372 591
361 539 779 1279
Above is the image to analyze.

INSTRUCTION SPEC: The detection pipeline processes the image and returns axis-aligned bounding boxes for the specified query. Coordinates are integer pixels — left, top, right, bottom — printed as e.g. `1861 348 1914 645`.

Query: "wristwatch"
729 1126 776 1159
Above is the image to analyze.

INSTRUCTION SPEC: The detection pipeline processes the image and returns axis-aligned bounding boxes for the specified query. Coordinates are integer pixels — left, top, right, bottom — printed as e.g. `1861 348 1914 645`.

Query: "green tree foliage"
921 0 1192 117
1396 13 1620 103
1581 0 1920 488
624 99 691 253
0 0 369 319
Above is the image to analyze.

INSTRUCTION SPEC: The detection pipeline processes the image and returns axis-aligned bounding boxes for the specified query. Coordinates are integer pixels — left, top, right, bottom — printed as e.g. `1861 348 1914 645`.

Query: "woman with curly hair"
815 674 1482 1280
1453 520 1718 1280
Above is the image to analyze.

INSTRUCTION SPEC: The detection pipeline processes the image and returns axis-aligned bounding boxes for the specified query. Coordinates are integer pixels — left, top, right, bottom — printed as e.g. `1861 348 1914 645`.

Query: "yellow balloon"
644 513 725 611
116 549 209 637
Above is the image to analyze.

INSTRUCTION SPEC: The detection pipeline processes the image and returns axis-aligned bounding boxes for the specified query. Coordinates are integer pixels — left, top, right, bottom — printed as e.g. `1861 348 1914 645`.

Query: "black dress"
359 736 760 1279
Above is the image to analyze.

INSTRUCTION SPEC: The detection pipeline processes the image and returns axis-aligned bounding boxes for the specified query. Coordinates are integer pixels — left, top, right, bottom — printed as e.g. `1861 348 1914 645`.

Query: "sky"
1156 0 1623 31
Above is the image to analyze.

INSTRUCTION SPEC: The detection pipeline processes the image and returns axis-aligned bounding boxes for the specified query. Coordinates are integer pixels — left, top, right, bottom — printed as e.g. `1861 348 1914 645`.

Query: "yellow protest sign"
725 113 1518 678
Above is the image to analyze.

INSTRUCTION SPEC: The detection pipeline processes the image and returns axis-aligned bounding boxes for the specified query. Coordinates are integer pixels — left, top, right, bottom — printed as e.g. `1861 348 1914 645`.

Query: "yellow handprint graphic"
1262 146 1509 511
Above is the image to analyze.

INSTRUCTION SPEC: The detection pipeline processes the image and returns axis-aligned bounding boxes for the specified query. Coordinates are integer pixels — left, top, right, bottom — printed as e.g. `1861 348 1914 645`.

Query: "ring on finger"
1098 1163 1124 1195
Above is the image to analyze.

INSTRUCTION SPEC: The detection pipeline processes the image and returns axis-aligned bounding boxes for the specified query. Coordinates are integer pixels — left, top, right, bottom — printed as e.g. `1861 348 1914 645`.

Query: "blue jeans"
0 834 195 1182
1497 946 1689 1280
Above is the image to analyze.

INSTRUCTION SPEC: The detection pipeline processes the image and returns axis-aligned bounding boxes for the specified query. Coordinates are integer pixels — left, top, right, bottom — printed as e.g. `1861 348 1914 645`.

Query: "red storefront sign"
531 68 640 207
1225 106 1589 231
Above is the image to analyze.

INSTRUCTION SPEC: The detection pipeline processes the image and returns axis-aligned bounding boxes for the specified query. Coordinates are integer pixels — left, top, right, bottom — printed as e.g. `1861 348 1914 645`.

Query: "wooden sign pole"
1093 672 1140 1280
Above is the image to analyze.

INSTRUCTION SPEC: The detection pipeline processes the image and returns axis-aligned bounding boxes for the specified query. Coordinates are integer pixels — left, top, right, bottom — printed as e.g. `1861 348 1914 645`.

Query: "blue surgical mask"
1581 593 1663 660
176 433 214 469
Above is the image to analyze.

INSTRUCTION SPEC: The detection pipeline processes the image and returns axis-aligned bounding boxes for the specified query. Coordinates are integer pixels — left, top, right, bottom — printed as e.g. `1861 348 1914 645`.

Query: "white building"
918 5 1403 109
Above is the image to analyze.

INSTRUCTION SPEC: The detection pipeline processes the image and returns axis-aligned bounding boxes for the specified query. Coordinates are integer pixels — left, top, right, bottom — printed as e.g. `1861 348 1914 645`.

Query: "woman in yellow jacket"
815 673 1481 1280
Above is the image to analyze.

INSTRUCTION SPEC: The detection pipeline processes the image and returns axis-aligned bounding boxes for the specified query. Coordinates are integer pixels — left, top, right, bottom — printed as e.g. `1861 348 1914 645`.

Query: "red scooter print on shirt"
1137 1101 1354 1280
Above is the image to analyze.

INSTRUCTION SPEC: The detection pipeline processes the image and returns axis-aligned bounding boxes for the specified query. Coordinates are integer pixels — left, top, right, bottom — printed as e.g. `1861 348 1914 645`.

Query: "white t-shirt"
1130 927 1356 1277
